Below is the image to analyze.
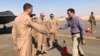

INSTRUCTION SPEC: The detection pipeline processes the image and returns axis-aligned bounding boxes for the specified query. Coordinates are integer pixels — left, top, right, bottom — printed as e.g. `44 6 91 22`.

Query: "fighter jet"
0 11 16 29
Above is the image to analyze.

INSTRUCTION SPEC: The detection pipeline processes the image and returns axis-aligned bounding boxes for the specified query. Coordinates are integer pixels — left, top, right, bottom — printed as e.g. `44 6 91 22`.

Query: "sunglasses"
41 15 45 17
50 16 54 17
50 15 54 17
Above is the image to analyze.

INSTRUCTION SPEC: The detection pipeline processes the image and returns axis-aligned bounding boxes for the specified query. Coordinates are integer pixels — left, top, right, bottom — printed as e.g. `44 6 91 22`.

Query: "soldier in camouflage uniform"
89 12 96 34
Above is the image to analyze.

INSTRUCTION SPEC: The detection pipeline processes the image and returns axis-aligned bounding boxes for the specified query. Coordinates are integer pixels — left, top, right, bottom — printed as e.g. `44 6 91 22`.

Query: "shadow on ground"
47 38 72 56
53 42 72 56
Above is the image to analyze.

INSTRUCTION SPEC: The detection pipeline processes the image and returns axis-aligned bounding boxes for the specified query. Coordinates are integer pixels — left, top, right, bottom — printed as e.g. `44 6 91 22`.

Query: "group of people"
30 12 59 54
12 3 86 56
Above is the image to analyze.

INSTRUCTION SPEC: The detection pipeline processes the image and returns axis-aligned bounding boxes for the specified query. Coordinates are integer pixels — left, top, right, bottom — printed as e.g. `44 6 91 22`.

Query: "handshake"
49 29 56 35
49 27 61 35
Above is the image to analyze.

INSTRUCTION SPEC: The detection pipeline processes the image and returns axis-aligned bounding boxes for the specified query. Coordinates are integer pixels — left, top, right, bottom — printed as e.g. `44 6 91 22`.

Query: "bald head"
40 12 45 16
40 12 45 19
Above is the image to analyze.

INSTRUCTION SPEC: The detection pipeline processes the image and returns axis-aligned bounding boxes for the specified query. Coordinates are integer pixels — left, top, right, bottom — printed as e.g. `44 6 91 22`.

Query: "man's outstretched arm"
28 18 53 35
59 22 70 29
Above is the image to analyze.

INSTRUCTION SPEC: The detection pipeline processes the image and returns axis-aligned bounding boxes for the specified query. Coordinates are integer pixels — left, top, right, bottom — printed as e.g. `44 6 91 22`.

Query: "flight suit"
47 19 59 48
12 13 49 56
37 18 47 52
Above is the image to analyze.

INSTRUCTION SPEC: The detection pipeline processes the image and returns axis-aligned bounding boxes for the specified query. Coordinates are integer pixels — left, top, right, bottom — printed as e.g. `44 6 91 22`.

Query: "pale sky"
0 0 100 18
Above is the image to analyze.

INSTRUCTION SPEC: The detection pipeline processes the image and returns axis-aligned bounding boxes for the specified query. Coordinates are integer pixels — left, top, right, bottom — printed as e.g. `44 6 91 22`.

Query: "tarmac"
0 34 100 56
0 20 100 56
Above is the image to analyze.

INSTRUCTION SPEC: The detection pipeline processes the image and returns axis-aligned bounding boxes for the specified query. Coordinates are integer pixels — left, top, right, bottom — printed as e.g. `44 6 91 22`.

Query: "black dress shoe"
36 50 42 55
80 54 85 56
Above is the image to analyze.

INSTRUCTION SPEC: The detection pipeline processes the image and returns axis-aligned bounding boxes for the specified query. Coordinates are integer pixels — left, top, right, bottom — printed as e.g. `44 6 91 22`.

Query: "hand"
81 39 85 45
49 31 54 35
49 30 55 35
13 44 19 52
58 27 62 29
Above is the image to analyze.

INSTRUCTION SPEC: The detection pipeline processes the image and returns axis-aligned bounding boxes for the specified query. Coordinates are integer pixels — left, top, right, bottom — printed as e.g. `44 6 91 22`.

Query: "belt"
71 32 80 35
71 33 80 37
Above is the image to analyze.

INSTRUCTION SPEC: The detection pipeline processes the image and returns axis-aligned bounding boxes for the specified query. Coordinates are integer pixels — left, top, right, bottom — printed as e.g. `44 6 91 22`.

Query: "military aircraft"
0 11 16 29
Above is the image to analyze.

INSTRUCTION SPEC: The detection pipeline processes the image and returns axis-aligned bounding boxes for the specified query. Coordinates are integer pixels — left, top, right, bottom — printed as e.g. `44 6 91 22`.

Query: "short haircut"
91 12 94 14
67 8 75 14
50 13 54 17
23 3 32 11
